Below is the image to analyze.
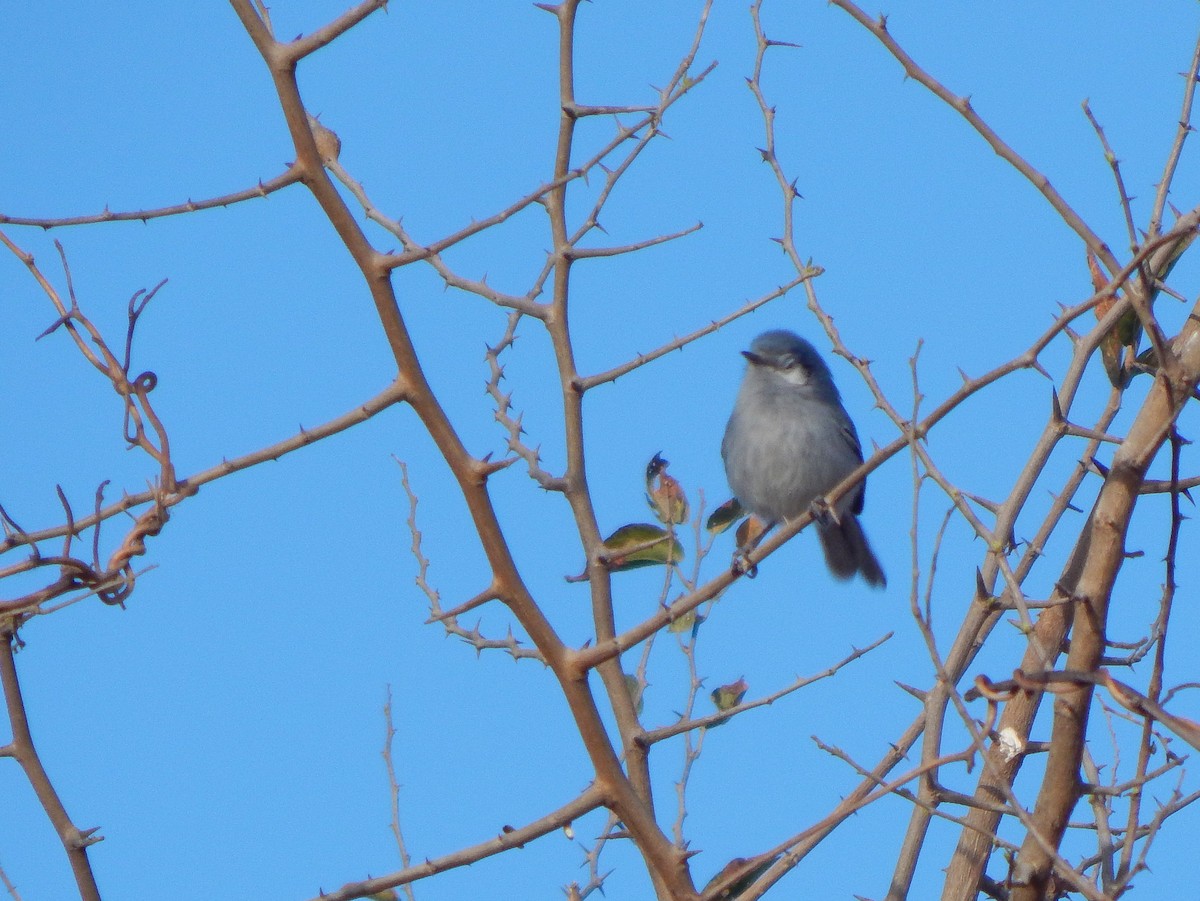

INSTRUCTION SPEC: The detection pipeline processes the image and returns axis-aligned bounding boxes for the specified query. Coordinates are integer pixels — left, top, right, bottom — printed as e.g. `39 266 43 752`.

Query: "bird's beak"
742 350 766 366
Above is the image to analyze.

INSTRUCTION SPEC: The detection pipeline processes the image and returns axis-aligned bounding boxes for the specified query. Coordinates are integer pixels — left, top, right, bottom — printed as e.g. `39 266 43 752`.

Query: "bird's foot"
730 548 758 579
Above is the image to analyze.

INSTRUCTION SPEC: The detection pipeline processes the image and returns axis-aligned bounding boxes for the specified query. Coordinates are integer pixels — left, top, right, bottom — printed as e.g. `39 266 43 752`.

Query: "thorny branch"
0 631 102 901
382 687 417 901
732 3 1200 900
6 2 1200 899
0 233 186 610
0 168 303 229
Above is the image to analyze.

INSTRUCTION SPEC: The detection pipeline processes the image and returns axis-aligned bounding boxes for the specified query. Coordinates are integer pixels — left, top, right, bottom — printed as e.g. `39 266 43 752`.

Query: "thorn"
895 681 927 703
974 568 990 603
36 313 72 340
476 455 518 479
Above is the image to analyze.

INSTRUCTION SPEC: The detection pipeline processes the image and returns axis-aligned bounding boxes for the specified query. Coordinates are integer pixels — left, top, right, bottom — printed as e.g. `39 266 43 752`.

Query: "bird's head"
742 329 834 391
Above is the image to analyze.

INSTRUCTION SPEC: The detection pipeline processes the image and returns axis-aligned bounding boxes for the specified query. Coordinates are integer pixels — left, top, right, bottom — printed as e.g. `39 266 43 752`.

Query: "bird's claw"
730 549 758 579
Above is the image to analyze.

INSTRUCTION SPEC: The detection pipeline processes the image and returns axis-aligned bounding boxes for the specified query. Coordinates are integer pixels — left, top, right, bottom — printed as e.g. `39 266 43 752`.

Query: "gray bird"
721 329 885 587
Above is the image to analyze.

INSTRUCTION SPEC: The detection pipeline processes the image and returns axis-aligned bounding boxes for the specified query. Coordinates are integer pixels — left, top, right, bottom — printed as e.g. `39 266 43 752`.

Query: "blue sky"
4 2 1200 899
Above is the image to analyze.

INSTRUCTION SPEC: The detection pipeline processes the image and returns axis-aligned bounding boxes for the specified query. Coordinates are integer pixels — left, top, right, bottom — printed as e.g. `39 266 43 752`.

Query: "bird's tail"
818 515 886 588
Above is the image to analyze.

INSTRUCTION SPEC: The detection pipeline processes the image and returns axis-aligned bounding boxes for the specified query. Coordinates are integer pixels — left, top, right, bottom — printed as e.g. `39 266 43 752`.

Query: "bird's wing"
840 419 867 515
840 420 864 463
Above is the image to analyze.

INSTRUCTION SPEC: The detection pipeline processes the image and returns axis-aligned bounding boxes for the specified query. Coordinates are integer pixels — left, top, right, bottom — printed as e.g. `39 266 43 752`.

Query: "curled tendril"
98 565 136 606
132 371 157 392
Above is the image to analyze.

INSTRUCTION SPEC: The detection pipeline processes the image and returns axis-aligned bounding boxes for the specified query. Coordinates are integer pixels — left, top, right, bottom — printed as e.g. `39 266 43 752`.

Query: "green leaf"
667 609 705 636
711 677 748 713
709 677 748 727
706 497 744 534
601 523 684 571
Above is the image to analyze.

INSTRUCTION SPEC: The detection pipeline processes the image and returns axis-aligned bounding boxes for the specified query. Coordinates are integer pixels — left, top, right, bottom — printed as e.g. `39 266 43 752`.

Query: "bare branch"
1 381 410 563
829 0 1117 272
279 0 389 64
1150 27 1200 236
310 785 604 901
575 273 815 391
567 221 703 259
641 633 892 744
0 630 103 901
1082 101 1139 254
382 687 417 901
0 168 302 229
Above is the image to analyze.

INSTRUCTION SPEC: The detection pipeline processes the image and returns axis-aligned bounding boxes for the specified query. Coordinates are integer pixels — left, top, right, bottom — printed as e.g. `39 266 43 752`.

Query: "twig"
0 631 102 901
1149 28 1200 236
829 0 1116 272
0 168 303 228
395 459 542 662
1 381 409 561
574 274 814 391
484 311 566 490
382 687 417 901
642 633 892 744
308 786 604 901
0 860 23 901
277 0 389 64
1082 101 1139 254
